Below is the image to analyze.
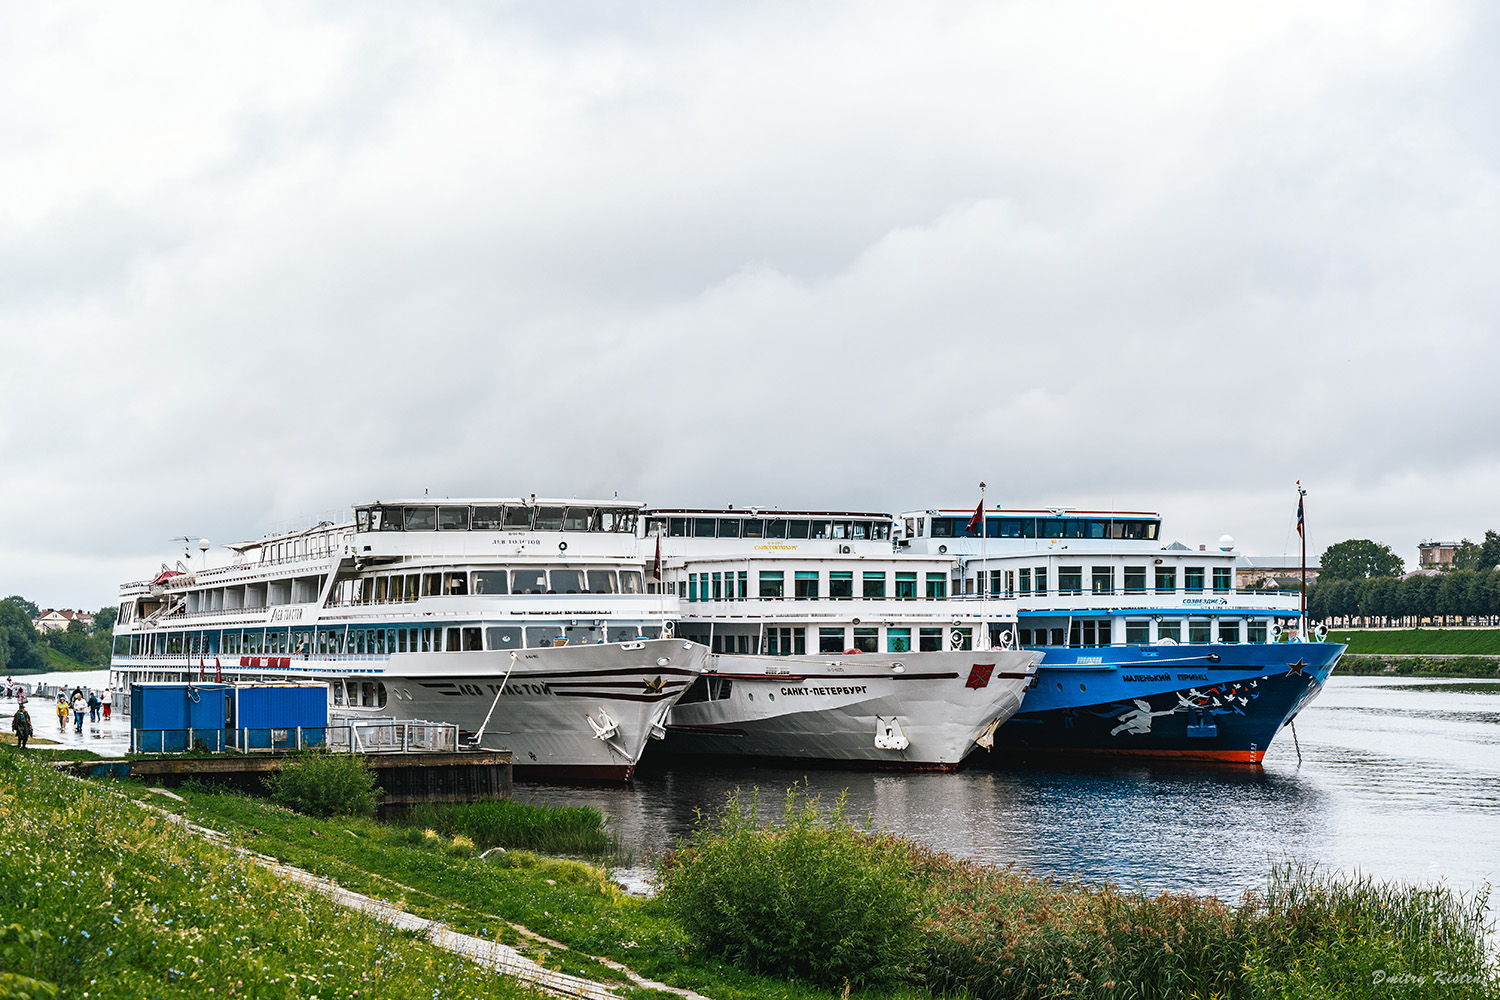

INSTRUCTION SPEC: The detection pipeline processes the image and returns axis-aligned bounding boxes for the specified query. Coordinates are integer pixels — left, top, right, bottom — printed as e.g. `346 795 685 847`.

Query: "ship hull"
113 638 708 783
654 649 1039 769
980 642 1343 764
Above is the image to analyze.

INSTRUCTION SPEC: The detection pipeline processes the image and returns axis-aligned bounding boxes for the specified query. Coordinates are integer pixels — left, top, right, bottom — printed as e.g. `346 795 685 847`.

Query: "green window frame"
1156 567 1176 593
829 572 854 599
925 573 947 600
758 571 784 599
1213 567 1232 593
862 572 886 598
895 572 917 599
794 571 819 600
886 627 911 652
1185 567 1205 593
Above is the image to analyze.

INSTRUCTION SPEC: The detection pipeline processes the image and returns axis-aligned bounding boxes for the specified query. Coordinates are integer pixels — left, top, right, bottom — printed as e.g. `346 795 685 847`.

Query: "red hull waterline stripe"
1019 747 1267 764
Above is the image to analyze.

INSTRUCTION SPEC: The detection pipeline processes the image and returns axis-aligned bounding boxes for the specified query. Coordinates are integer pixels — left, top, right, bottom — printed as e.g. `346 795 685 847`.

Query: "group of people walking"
7 678 113 750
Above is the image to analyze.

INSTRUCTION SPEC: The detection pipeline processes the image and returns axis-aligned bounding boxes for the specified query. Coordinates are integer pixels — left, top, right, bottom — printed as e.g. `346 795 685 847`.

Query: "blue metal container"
232 685 328 749
130 684 230 752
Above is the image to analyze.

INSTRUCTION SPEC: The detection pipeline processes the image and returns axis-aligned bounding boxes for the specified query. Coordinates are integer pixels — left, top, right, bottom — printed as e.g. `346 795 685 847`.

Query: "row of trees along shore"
0 596 115 672
1310 531 1500 628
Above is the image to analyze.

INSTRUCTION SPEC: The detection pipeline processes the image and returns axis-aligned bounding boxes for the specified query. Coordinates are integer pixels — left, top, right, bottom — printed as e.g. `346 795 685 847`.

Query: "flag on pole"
966 498 984 536
1296 483 1304 538
652 533 662 581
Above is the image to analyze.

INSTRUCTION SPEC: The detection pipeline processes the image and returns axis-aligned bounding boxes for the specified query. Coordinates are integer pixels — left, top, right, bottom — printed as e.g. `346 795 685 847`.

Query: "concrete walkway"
3 692 131 756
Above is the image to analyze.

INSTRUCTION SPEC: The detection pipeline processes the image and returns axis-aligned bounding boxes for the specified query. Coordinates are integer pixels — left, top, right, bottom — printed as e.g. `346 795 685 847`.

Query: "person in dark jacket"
11 706 33 749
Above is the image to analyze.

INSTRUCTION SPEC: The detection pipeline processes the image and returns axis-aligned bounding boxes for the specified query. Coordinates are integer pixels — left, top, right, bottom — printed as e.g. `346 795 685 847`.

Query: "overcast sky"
3 0 1498 610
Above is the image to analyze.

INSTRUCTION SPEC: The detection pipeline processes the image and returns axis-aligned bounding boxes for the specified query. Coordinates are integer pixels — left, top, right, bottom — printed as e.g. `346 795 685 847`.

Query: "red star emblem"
965 663 994 689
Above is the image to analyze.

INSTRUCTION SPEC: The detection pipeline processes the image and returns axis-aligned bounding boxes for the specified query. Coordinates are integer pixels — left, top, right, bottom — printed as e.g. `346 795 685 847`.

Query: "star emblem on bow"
1286 659 1307 676
642 676 666 694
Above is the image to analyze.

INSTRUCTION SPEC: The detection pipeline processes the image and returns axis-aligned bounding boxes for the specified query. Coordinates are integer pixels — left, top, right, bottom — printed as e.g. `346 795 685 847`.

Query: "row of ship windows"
119 623 665 658
686 571 949 601
648 517 892 541
921 517 1161 540
339 568 646 603
972 566 1232 596
357 505 640 534
1021 619 1271 646
677 625 975 656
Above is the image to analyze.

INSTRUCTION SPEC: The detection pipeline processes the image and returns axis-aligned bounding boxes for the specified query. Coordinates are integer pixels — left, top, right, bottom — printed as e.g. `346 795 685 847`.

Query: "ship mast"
1298 482 1308 640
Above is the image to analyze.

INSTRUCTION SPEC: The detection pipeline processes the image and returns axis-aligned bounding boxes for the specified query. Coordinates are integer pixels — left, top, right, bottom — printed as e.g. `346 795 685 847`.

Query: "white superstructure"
642 509 1040 768
111 498 707 781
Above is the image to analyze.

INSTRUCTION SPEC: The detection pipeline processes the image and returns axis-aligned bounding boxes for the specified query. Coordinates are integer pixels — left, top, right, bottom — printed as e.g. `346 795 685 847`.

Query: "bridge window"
741 518 764 538
438 506 469 530
504 506 534 529
668 517 689 537
787 519 810 539
534 507 566 531
471 506 506 530
563 507 595 531
404 506 436 531
764 519 787 539
718 518 741 537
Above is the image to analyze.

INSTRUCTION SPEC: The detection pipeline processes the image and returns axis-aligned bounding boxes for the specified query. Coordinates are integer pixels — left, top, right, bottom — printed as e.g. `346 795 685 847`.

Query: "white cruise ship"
641 508 1040 769
110 498 707 781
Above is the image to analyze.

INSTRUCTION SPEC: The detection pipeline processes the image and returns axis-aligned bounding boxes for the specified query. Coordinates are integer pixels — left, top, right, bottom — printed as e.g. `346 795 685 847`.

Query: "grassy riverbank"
4 752 1495 998
1332 628 1500 656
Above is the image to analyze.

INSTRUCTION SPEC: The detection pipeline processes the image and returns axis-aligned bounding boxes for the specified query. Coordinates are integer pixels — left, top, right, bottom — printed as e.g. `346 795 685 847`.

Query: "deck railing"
129 720 461 755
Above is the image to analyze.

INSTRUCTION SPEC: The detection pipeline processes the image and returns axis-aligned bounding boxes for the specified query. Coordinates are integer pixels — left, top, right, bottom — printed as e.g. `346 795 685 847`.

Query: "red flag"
652 534 662 580
966 499 984 536
215 657 222 683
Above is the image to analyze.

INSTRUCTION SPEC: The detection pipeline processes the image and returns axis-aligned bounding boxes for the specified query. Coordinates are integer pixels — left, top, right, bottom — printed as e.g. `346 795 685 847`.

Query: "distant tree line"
0 595 116 672
1310 530 1500 628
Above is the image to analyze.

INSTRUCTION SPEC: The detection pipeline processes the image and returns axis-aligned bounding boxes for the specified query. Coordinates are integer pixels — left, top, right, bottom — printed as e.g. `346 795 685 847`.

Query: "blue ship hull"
983 642 1343 763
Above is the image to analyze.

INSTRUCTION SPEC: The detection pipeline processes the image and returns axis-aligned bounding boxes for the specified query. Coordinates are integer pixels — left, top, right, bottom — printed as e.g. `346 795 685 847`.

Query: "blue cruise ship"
897 506 1343 763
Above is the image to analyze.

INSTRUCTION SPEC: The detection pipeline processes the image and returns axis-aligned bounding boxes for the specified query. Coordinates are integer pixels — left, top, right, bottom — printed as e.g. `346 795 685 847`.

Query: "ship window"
1213 567 1232 593
925 573 947 600
718 518 741 537
1039 518 1066 538
374 577 388 603
1248 620 1268 643
587 570 617 594
1018 568 1031 595
794 571 819 600
931 518 955 538
1185 567 1205 592
473 570 508 595
534 507 566 531
1189 619 1211 644
563 507 595 531
550 570 583 593
764 519 787 539
808 520 831 540
853 627 878 652
862 572 886 598
759 571 784 598
438 506 470 531
1158 619 1181 643
831 521 851 540
1156 567 1176 592
1091 567 1114 595
422 573 441 597
525 626 563 647
646 517 667 537
1219 621 1240 644
919 628 943 651
355 508 371 532
886 627 910 652
462 627 482 651
693 518 716 537
404 574 421 601
420 627 433 652
741 518 764 538
688 574 698 601
603 509 637 532
1124 566 1147 594
404 506 437 531
669 517 688 537
620 571 643 594
895 572 917 599
444 572 468 596
471 506 506 530
818 627 845 653
504 506 533 529
371 506 404 531
1058 567 1083 595
826 572 853 599
512 568 546 593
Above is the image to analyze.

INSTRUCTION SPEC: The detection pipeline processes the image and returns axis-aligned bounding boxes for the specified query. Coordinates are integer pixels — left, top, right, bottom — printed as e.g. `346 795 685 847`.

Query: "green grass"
1334 629 1500 655
1382 681 1500 694
0 752 542 999
40 645 96 670
401 799 619 856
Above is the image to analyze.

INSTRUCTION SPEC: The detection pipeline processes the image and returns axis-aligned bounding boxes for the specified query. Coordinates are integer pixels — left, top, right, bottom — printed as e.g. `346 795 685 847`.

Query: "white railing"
130 721 461 755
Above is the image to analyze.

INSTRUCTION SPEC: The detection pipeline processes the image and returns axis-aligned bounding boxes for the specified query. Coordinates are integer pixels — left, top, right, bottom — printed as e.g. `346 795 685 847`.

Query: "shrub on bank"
265 750 379 818
660 785 1500 999
655 785 926 988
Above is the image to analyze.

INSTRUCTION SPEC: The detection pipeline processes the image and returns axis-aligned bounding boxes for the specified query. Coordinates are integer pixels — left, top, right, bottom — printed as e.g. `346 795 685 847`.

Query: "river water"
523 675 1500 927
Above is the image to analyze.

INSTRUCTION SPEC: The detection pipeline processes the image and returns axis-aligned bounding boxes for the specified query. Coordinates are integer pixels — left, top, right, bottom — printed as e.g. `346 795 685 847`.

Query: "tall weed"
404 799 616 855
654 784 926 988
265 750 380 818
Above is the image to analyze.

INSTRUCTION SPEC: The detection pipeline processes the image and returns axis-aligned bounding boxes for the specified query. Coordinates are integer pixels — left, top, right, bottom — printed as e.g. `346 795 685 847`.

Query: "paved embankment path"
135 790 710 1000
